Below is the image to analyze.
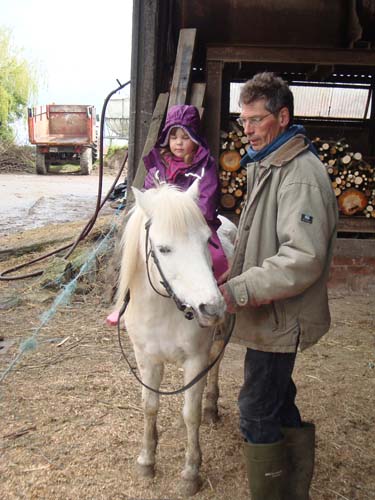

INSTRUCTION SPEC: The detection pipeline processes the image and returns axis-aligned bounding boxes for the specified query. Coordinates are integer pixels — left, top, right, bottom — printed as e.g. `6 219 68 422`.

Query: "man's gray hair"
239 72 294 124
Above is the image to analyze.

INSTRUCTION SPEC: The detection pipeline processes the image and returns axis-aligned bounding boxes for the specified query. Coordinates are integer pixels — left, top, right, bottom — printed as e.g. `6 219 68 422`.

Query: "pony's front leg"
203 337 225 423
180 356 207 496
136 359 164 478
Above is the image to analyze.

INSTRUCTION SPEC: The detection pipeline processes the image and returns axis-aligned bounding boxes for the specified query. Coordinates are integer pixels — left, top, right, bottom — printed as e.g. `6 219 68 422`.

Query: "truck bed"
31 134 91 146
28 105 96 146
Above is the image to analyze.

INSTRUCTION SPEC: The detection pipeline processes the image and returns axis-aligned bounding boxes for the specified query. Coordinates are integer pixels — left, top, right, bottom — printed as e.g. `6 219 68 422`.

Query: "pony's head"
118 181 225 327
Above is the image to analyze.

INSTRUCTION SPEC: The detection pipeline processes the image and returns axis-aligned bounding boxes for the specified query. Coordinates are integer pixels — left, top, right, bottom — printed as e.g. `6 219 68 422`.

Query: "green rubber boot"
282 422 315 500
243 440 286 500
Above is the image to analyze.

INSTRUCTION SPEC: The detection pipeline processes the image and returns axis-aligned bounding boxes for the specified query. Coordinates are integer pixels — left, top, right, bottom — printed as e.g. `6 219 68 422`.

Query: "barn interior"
129 0 375 290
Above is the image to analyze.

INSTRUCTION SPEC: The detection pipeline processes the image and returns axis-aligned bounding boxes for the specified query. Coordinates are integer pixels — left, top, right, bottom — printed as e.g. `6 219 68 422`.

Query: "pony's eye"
158 246 171 254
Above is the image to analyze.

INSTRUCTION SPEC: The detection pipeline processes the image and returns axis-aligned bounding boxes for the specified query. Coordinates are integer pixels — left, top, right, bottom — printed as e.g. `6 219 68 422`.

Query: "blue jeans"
238 348 302 444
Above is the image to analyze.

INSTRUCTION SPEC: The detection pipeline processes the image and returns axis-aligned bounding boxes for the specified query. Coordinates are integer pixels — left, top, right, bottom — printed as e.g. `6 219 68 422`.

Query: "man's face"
240 99 289 151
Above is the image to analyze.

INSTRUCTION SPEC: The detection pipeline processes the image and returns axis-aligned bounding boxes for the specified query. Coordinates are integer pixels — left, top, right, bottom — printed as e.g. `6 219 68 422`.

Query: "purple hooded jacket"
143 105 220 228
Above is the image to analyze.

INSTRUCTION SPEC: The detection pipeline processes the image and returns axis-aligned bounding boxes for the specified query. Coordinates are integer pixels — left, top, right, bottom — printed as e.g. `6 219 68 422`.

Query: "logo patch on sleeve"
301 213 313 224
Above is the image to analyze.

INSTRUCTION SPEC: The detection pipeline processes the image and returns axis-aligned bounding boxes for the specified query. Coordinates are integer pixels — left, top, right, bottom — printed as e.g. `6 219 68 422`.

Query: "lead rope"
116 293 235 396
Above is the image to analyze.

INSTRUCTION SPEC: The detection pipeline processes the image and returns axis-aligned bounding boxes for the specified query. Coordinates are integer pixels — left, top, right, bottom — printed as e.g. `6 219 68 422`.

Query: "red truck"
28 104 97 175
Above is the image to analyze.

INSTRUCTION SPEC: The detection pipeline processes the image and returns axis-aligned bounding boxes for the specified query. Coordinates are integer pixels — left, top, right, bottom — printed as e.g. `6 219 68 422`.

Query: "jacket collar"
260 134 310 168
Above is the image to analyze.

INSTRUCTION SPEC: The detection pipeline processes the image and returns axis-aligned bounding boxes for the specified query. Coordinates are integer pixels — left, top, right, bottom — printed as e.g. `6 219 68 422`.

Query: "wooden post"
205 60 223 162
127 0 160 185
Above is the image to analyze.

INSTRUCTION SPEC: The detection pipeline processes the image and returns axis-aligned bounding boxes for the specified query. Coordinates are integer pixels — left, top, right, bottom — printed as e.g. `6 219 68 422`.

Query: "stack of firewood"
218 122 375 218
218 121 249 214
312 138 375 218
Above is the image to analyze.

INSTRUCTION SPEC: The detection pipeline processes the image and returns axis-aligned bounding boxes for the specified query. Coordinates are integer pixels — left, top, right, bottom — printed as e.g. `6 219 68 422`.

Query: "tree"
0 27 37 141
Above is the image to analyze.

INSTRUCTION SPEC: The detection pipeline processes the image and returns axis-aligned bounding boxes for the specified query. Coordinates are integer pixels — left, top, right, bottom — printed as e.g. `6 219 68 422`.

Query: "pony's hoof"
180 477 202 497
203 407 219 424
136 462 155 478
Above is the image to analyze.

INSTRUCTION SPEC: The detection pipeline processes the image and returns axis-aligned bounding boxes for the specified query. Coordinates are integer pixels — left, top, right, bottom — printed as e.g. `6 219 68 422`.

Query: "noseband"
144 219 194 320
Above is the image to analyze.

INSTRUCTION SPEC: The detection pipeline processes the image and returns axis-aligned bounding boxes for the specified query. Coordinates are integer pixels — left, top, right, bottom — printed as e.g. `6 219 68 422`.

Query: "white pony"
115 181 236 496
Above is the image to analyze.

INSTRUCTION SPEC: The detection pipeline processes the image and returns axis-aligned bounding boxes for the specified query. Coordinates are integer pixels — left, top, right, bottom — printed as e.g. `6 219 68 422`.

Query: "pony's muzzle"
197 302 225 326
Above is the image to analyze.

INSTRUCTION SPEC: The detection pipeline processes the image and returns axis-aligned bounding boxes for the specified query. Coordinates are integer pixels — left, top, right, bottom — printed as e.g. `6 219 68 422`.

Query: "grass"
48 163 81 174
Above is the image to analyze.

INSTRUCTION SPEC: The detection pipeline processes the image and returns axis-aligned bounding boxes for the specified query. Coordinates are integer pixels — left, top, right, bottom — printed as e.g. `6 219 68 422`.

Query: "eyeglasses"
236 112 274 128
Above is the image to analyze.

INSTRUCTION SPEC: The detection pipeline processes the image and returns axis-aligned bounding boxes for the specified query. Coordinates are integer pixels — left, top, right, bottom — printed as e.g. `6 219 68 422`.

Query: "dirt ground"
0 164 374 500
0 173 119 237
0 222 374 500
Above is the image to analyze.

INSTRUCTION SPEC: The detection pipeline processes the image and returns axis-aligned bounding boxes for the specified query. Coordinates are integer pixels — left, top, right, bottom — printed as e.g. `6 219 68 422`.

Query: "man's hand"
219 283 241 314
217 268 230 285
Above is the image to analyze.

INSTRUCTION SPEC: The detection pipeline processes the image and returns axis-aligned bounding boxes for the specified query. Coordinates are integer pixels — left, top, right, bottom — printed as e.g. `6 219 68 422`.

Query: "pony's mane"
115 184 207 309
148 184 206 236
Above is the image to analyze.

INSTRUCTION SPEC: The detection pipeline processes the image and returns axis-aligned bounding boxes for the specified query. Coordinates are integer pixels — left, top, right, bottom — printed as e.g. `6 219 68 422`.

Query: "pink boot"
106 310 120 326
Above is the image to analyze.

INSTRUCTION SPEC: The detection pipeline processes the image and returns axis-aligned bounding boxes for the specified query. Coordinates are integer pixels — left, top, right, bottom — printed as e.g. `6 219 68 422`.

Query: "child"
106 104 228 326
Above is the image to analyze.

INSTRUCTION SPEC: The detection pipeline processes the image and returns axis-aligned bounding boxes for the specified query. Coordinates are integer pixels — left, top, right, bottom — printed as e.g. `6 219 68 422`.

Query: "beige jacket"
227 135 338 352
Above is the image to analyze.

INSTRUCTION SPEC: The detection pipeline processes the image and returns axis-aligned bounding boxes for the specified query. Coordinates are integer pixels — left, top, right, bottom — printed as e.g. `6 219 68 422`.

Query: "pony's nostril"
199 303 219 317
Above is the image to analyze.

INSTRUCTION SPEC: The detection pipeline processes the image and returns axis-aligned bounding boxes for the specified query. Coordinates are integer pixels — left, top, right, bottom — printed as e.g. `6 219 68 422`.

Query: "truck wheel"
92 138 98 163
36 151 47 175
80 147 92 175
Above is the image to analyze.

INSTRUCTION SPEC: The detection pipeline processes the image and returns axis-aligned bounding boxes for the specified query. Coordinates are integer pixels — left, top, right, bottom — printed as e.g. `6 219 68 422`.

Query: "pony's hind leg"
203 338 225 424
180 356 207 496
135 358 164 478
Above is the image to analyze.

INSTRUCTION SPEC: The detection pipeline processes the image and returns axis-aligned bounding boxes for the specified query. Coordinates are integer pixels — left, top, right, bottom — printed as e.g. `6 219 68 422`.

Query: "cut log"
219 150 241 172
341 155 352 165
338 188 368 216
220 193 236 209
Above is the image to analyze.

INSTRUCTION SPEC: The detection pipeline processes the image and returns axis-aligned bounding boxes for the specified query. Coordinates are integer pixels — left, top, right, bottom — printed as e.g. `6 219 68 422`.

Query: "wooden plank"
126 92 169 208
168 29 197 109
337 216 375 233
189 82 206 118
204 60 223 162
207 45 375 66
190 83 206 107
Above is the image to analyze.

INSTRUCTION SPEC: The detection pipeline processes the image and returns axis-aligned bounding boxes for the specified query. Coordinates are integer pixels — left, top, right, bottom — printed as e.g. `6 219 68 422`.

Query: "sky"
2 0 133 142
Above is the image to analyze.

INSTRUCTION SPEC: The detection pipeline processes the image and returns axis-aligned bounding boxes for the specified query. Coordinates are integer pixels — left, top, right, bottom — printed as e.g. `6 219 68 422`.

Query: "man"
219 72 338 499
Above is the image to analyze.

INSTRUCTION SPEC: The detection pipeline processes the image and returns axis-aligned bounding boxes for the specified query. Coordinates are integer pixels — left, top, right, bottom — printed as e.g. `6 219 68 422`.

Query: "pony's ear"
186 178 200 202
132 187 152 217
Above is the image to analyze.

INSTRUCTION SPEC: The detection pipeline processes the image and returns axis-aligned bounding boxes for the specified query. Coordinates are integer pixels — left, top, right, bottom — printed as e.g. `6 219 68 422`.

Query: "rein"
116 219 235 396
144 219 194 320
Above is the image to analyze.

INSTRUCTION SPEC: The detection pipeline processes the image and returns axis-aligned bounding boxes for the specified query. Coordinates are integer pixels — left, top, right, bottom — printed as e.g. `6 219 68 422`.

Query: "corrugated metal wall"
229 82 372 119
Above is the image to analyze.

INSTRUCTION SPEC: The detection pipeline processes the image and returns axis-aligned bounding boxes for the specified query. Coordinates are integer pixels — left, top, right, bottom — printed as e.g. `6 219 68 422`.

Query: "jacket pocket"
271 301 286 331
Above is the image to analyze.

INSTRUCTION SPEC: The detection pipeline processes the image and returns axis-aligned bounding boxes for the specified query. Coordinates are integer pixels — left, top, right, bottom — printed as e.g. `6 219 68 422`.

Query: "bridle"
144 218 195 320
116 218 235 396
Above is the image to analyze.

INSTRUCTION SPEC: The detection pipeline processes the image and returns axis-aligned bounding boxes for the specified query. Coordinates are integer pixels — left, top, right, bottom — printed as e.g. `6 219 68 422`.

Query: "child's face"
168 127 197 159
